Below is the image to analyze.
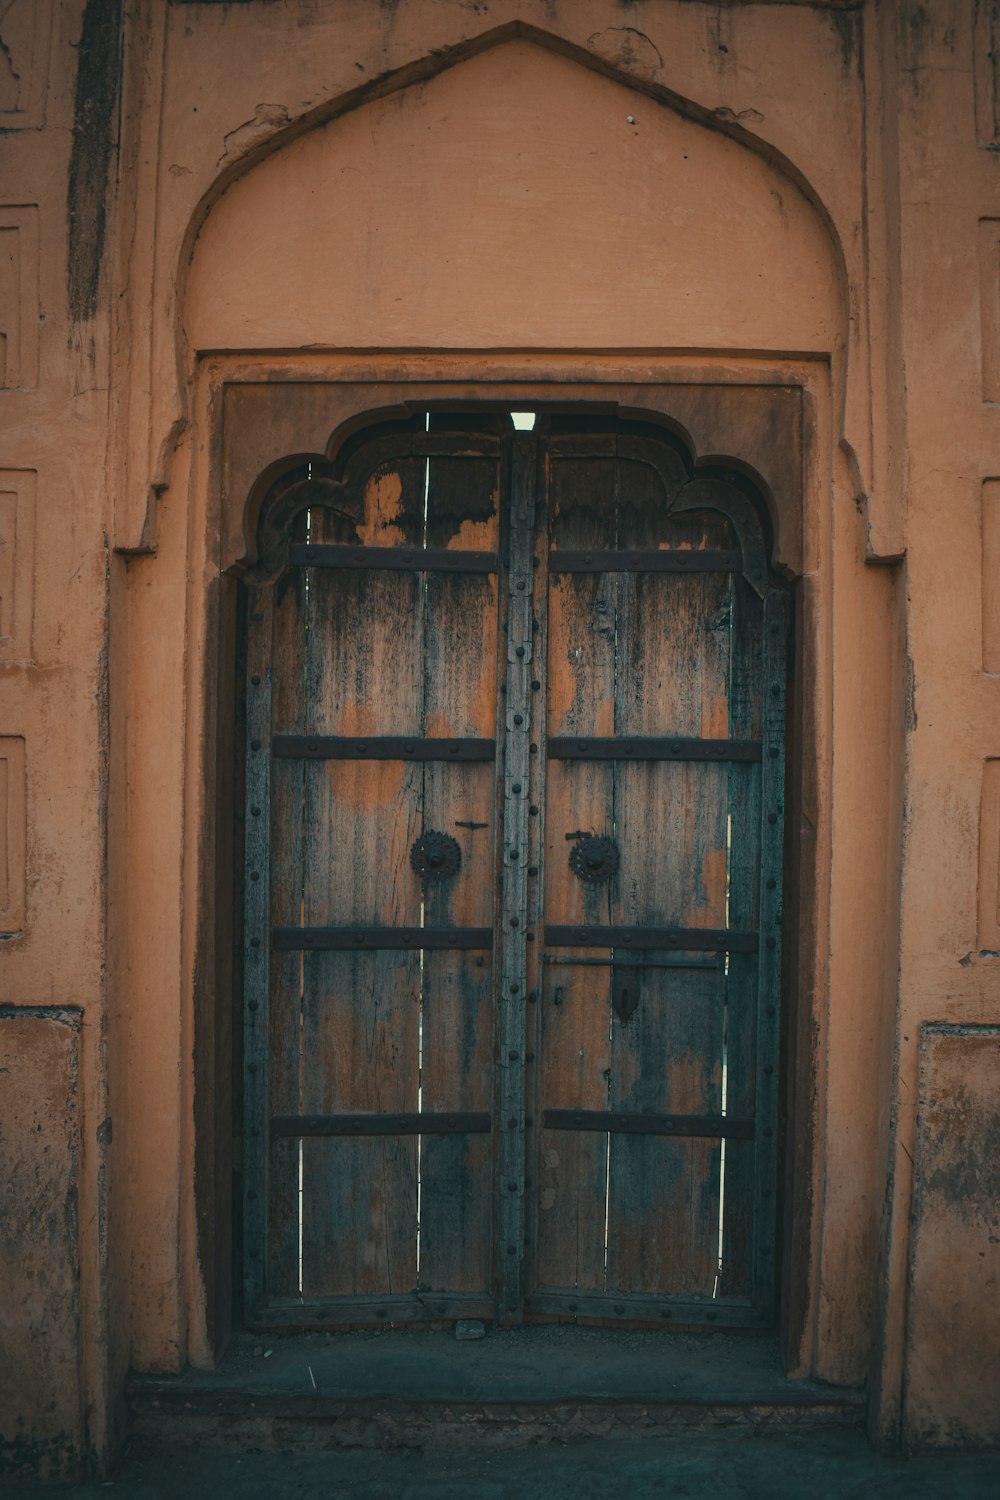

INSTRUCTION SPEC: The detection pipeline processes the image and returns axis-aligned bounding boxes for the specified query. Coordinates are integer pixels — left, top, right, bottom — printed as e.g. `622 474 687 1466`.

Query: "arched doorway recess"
238 409 788 1331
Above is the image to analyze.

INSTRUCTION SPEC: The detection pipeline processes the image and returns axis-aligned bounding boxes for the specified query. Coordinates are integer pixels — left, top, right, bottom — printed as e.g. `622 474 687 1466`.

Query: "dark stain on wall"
67 0 125 324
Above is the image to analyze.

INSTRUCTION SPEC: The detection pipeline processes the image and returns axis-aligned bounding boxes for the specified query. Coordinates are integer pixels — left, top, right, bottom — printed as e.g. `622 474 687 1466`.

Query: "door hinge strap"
549 548 740 574
272 735 494 761
548 736 761 763
271 926 493 951
544 924 757 954
543 1109 754 1140
290 543 497 573
271 1111 492 1139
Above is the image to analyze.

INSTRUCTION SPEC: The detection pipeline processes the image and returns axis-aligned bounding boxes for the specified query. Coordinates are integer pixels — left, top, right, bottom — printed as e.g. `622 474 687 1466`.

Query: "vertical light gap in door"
296 500 314 1296
415 416 431 1276
716 576 735 1299
603 446 621 1288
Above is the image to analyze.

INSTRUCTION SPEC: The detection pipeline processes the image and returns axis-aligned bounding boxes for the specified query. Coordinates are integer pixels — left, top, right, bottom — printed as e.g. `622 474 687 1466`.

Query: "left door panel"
242 425 503 1327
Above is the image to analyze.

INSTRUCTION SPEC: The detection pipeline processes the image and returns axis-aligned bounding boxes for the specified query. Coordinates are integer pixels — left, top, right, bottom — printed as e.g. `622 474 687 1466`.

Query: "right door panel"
530 423 785 1328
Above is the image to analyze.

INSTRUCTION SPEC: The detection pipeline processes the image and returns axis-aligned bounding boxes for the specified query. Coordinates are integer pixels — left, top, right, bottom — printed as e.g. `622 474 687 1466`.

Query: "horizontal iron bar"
271 1111 491 1139
272 926 493 951
548 736 761 763
543 1109 754 1140
524 1290 768 1329
254 1293 497 1328
291 543 497 573
542 955 719 970
273 735 495 762
549 549 740 574
545 924 758 954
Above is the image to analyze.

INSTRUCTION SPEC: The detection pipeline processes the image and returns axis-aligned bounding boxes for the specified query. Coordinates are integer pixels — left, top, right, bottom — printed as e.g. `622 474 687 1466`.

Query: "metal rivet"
530 805 539 816
532 680 541 691
509 1050 519 1060
247 1063 257 1074
510 983 520 994
510 917 520 928
528 865 538 876
614 1305 624 1315
510 848 519 859
251 739 261 751
516 646 525 658
769 747 779 759
404 742 415 754
527 990 537 1002
248 1000 258 1011
516 580 526 592
512 782 522 793
251 805 261 816
250 938 260 949
513 713 524 725
578 740 587 751
449 743 459 754
251 674 261 686
250 871 260 882
569 1303 578 1313
767 878 776 890
308 742 318 753
768 812 778 825
508 1182 518 1192
530 743 538 754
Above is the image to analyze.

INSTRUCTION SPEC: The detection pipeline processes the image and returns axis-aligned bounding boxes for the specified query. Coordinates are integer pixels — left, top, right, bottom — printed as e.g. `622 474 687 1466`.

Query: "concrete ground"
6 1428 1000 1499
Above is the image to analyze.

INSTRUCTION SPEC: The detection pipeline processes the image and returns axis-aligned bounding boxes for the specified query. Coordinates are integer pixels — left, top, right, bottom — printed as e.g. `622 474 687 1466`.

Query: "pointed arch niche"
176 31 885 1394
185 36 841 356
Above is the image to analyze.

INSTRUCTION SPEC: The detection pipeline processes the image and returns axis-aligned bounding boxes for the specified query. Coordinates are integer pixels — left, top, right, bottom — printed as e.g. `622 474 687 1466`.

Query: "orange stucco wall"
0 0 997 1476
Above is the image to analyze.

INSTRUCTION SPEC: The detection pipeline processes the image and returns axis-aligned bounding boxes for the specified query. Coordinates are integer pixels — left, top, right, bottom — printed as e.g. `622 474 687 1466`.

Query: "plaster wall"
0 0 996 1476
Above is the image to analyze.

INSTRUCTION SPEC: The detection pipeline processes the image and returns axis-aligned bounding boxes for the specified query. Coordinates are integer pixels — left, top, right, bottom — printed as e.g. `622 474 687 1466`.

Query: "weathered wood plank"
298 479 422 1299
417 453 500 1299
606 486 732 1301
536 454 616 1298
720 573 764 1301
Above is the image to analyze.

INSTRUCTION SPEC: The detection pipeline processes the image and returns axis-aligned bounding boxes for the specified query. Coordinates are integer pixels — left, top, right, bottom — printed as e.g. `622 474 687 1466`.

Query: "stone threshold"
128 1328 866 1449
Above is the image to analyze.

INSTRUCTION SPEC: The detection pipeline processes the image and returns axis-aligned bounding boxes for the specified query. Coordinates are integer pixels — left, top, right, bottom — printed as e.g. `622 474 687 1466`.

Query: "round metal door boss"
410 830 462 882
569 835 620 884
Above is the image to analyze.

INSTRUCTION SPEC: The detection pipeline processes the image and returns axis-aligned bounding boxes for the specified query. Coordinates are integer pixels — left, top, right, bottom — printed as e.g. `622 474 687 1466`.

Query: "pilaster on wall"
0 0 124 1479
870 0 1000 1450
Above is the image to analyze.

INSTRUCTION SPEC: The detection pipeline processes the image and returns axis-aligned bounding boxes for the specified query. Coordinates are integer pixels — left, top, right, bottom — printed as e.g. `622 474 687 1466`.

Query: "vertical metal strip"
522 441 550 1310
242 581 273 1319
753 587 788 1314
497 433 537 1321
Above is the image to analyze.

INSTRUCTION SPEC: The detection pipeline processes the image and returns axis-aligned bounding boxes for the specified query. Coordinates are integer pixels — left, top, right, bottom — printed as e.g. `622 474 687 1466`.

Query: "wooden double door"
241 411 786 1330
